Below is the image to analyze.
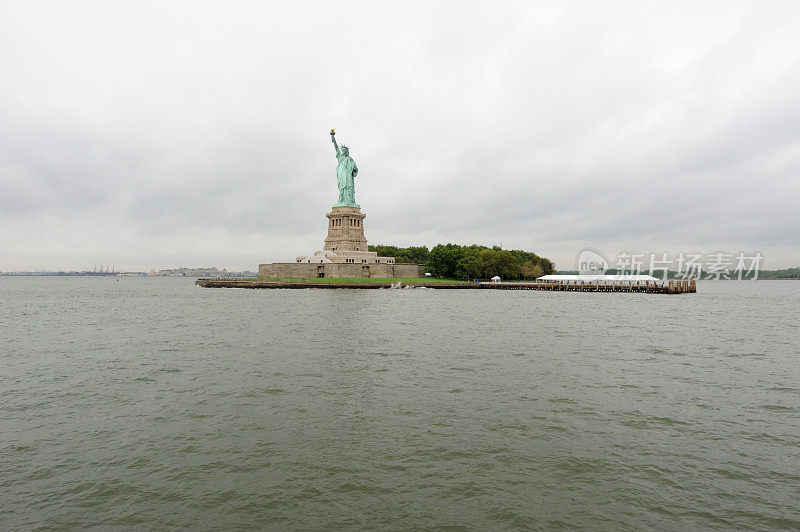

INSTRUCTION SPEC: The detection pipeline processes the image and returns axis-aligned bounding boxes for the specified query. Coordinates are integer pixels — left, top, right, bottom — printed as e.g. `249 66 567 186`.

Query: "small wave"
725 352 765 358
548 397 579 405
620 413 691 428
707 467 752 481
759 404 796 412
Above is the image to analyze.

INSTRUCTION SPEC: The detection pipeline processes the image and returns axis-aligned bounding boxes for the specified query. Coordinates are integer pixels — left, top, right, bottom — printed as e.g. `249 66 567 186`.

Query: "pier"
196 279 697 294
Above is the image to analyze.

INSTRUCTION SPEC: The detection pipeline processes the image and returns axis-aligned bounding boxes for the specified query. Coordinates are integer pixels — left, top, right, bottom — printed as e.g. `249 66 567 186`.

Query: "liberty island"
200 130 693 292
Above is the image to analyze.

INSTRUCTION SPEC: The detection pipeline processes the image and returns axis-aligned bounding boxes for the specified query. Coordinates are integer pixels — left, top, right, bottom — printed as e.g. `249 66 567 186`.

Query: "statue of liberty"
330 129 359 208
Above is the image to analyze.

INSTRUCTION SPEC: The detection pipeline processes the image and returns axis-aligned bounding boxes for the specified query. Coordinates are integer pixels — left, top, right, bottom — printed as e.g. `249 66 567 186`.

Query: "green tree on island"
369 243 555 281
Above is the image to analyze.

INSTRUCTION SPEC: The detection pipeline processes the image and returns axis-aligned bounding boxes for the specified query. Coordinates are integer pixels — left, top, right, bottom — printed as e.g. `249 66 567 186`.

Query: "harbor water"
1 277 798 529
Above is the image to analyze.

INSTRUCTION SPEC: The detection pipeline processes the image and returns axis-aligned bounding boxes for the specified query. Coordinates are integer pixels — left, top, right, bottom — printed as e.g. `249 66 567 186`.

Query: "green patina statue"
330 129 359 208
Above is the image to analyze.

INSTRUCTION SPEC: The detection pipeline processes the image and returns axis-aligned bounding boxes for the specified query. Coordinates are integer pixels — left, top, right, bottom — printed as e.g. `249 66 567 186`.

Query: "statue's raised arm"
330 129 340 156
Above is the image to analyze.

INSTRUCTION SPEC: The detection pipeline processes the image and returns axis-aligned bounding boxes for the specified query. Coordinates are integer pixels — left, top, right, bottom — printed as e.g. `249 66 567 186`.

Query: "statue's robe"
335 153 358 206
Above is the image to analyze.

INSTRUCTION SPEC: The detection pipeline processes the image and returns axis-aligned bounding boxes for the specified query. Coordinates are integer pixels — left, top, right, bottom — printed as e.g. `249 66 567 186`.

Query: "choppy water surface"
1 277 798 529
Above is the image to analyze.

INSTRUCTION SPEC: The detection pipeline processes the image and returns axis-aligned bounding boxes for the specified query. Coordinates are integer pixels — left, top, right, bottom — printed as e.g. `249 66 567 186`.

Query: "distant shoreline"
3 273 799 280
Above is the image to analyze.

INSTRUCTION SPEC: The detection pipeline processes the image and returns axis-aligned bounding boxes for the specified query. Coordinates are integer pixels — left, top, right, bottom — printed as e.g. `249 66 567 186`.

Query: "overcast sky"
1 1 799 272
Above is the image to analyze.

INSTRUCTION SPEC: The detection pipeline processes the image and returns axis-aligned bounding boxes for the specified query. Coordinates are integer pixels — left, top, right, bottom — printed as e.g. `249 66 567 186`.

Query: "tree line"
757 267 800 280
368 244 555 280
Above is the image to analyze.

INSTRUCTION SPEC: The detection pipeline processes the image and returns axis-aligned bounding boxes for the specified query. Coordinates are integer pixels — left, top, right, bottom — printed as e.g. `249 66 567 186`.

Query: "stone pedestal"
324 206 368 252
294 206 394 267
260 190 425 278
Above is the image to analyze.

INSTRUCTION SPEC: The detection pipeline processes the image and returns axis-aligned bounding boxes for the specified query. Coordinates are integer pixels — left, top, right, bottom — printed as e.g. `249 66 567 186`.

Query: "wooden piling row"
483 279 696 293
196 278 697 293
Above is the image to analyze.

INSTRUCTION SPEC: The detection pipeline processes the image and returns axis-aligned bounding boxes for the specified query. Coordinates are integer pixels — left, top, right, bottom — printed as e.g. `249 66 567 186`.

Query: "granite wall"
258 262 424 279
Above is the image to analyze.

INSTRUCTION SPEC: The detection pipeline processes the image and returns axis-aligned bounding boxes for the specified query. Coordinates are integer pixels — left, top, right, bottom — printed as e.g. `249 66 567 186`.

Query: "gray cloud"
1 0 799 271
